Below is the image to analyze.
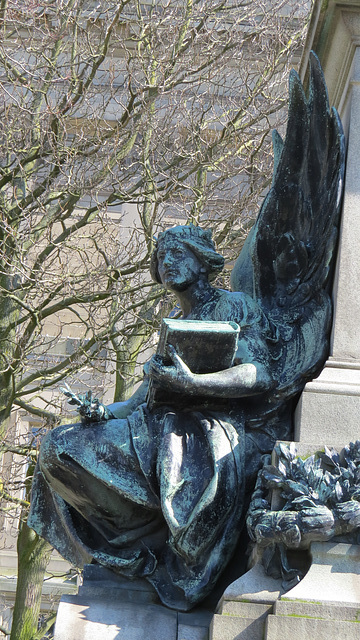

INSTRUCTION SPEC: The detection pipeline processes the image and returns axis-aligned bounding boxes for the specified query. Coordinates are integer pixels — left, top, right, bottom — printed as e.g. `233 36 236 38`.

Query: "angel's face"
157 241 204 292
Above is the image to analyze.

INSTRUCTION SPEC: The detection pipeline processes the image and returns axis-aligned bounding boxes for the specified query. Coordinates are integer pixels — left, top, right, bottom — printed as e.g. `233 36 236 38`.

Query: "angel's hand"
61 384 114 424
149 346 195 393
78 393 112 423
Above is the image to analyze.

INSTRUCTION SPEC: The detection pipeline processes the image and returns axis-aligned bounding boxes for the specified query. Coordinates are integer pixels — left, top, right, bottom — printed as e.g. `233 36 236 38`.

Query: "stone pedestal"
285 8 360 636
295 358 360 445
265 542 360 640
210 601 273 640
54 565 212 640
266 608 360 640
295 1 360 446
209 563 283 640
279 542 360 605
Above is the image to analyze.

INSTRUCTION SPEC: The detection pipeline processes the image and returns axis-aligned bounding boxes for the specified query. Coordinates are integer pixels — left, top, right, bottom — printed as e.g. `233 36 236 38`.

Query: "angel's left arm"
149 340 274 399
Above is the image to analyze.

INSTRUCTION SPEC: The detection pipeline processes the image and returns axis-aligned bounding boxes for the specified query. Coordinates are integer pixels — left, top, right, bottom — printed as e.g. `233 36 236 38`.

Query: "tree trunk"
0 281 20 435
10 522 52 640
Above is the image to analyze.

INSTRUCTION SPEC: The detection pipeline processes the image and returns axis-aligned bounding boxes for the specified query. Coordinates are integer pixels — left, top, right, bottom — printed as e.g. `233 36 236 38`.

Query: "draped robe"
28 289 324 609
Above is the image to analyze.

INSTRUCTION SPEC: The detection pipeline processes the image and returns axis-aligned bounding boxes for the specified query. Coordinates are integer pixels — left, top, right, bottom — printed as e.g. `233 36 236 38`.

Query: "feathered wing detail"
231 52 345 316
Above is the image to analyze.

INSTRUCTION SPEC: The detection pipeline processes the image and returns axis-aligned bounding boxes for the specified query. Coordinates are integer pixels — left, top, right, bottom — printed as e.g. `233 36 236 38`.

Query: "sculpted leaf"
303 454 316 473
321 446 341 469
336 500 360 528
262 466 286 485
278 443 296 463
278 459 288 477
289 495 317 509
335 481 343 502
283 479 309 497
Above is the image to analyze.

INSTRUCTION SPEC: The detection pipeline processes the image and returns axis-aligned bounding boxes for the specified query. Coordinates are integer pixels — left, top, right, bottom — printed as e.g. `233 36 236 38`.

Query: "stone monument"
212 4 360 639
295 0 360 447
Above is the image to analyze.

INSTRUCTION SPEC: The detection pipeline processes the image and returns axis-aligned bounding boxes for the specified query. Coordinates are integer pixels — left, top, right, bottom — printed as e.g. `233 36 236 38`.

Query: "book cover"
147 318 240 408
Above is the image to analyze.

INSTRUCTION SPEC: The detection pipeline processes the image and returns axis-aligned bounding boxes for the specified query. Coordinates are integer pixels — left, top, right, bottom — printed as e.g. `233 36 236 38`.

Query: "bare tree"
0 1 312 637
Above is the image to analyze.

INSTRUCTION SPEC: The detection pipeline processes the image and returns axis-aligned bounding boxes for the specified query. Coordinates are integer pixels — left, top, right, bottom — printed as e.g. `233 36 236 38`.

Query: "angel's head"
150 225 224 291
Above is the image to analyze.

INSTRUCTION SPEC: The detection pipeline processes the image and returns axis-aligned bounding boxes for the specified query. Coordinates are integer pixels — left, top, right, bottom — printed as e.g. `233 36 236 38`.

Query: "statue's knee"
38 426 66 471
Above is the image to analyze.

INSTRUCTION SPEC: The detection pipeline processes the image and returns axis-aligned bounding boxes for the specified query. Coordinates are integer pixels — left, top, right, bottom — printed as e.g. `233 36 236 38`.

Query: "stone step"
222 562 283 605
265 614 360 640
178 610 213 640
220 600 272 618
210 613 267 640
275 598 360 621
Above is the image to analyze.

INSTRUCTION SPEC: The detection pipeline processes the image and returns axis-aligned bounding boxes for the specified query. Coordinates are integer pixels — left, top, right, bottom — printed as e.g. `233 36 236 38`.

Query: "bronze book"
147 318 240 408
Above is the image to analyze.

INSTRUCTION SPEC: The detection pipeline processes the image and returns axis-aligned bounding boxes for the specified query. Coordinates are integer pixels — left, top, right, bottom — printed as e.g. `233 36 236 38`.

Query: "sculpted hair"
150 224 225 284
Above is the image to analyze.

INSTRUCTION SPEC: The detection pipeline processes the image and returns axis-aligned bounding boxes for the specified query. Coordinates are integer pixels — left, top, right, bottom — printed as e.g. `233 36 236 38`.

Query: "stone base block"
263 542 360 639
220 602 272 617
274 599 360 622
266 615 360 640
54 565 212 640
221 562 283 604
178 611 213 640
295 359 360 445
210 614 267 640
282 541 360 605
54 596 178 640
210 594 273 639
178 621 210 640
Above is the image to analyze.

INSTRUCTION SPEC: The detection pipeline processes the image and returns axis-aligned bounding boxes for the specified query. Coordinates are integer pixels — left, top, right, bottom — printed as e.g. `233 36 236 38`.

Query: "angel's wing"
230 52 345 317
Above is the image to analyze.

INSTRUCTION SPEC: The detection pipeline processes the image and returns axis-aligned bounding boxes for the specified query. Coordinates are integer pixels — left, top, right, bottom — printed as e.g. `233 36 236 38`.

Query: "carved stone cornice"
300 1 360 113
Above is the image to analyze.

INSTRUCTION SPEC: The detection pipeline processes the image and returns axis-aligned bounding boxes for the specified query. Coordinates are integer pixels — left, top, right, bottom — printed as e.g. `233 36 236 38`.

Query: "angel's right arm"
106 379 149 419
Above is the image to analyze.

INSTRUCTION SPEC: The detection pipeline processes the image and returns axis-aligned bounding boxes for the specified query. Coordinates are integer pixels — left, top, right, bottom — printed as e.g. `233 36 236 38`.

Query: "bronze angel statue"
28 54 345 611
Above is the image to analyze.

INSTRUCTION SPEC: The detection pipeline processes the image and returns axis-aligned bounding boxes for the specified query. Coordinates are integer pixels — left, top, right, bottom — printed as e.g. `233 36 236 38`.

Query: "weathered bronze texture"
247 441 360 586
28 54 345 610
